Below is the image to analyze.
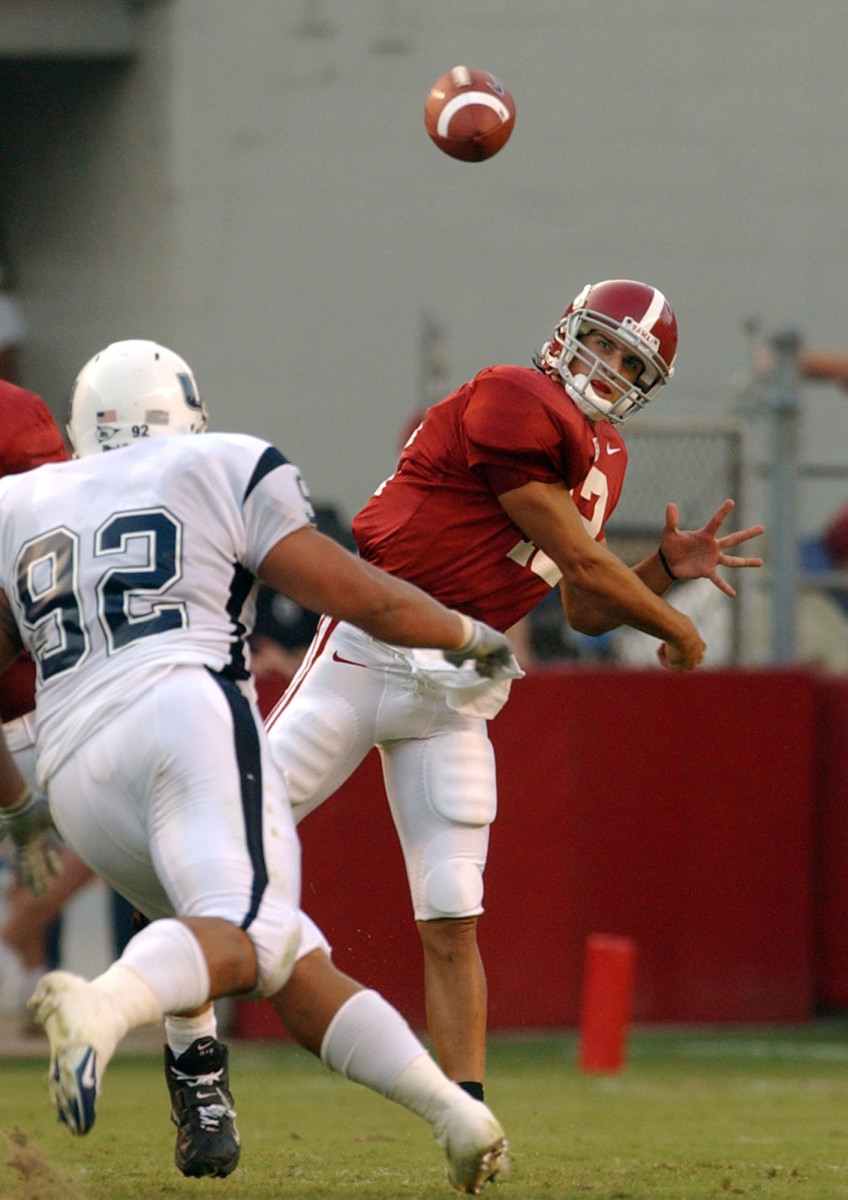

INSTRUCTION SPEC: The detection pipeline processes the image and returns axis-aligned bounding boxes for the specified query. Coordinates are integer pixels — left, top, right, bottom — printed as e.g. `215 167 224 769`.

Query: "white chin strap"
565 373 616 421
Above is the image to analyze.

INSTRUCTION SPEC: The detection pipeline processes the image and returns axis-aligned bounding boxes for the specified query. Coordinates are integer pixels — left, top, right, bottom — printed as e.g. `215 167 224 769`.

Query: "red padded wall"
812 676 848 1007
236 668 817 1036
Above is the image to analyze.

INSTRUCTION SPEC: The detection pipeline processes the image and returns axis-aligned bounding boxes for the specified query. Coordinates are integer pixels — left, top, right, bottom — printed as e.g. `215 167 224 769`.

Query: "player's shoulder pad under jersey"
193 432 314 526
463 364 585 454
468 364 579 417
163 431 291 493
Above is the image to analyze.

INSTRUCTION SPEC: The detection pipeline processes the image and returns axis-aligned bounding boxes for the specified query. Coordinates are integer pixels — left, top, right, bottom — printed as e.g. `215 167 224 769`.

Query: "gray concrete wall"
3 0 848 529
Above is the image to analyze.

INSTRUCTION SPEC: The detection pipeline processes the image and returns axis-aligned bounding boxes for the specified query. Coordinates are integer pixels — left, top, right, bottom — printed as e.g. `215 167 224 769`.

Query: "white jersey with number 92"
0 432 315 784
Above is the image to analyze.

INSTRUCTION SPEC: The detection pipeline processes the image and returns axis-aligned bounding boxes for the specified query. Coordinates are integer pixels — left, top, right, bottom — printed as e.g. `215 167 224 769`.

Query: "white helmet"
66 339 207 457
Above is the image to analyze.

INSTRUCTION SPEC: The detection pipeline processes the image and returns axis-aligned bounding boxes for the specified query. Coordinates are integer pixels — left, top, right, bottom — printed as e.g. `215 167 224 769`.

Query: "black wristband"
657 546 677 582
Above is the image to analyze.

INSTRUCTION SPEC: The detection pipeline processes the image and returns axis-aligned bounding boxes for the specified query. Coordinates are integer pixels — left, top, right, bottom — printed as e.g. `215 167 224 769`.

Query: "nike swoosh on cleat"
332 650 369 668
62 1046 98 1135
80 1048 98 1092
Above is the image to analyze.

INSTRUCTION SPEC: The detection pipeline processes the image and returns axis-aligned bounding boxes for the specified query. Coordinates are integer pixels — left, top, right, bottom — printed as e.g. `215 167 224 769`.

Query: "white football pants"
44 665 327 996
265 619 497 922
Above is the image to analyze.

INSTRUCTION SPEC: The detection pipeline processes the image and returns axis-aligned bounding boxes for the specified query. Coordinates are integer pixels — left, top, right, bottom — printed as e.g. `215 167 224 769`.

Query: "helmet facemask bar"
543 309 673 425
563 309 671 423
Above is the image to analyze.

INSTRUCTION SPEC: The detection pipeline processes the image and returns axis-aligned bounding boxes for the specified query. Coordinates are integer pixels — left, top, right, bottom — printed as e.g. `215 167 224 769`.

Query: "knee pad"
423 858 484 918
246 909 303 998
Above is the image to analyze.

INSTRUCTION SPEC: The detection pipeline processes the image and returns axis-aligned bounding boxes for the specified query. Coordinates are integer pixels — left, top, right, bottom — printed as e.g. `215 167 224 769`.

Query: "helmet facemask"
538 280 677 425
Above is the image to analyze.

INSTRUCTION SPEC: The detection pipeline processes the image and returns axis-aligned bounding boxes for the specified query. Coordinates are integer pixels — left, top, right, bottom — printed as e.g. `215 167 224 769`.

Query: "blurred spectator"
753 344 848 667
612 576 733 666
0 261 27 384
824 505 848 569
754 344 848 393
250 586 319 683
312 500 357 553
796 349 848 390
506 591 619 670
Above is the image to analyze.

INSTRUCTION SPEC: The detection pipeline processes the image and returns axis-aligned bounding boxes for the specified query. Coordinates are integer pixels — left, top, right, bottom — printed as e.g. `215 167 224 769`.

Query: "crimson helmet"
66 339 207 457
537 279 678 424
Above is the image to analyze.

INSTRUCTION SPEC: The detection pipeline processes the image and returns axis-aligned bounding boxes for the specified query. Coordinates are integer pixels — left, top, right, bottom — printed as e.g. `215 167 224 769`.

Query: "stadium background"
3 0 848 1031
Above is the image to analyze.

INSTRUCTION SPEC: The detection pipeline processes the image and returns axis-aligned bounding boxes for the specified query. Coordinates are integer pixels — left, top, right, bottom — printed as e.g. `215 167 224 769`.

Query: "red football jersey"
353 365 628 631
0 381 68 721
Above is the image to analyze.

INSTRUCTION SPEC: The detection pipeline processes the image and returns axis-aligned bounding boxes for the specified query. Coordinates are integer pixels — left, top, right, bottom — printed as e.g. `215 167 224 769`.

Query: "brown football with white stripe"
424 66 516 162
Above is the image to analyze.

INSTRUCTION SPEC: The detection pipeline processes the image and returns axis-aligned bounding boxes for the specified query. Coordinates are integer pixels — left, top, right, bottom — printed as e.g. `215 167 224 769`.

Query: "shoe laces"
170 1065 226 1089
195 1101 234 1131
170 1066 236 1123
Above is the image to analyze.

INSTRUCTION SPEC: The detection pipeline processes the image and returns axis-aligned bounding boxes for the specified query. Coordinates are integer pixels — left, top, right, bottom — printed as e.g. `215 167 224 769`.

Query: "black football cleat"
164 1036 241 1178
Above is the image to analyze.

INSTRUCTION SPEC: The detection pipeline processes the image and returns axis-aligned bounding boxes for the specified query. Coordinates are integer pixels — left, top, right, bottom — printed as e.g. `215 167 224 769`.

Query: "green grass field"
4 1025 848 1199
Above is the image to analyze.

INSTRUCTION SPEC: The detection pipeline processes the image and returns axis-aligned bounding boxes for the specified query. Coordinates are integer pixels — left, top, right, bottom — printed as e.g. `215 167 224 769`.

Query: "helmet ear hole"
67 340 207 457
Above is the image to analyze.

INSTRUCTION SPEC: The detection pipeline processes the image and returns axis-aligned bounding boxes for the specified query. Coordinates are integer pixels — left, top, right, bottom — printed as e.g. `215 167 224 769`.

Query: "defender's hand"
0 786 63 896
444 615 514 679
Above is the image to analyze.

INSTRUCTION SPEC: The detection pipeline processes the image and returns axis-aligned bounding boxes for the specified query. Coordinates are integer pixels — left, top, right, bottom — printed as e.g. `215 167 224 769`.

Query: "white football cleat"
28 970 122 1135
434 1095 510 1194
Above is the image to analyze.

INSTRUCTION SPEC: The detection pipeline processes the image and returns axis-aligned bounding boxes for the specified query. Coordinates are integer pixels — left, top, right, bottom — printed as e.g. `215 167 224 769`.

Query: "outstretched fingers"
706 569 738 599
719 551 764 569
718 523 765 551
701 498 736 536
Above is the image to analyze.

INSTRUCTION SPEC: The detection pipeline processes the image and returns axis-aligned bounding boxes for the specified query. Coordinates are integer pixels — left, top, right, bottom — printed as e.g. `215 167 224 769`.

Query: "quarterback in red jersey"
355 363 628 630
266 279 765 1102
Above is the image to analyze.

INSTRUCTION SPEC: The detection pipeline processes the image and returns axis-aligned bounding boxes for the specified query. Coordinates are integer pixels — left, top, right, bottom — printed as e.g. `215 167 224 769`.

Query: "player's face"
574 329 645 400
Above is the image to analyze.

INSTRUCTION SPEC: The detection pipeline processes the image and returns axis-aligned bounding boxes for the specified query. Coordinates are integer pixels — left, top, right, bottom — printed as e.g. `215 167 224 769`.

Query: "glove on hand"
443 614 514 679
0 786 63 896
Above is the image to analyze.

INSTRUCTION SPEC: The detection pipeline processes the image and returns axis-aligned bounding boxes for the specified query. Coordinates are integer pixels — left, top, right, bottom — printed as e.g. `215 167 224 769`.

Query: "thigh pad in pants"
382 723 496 921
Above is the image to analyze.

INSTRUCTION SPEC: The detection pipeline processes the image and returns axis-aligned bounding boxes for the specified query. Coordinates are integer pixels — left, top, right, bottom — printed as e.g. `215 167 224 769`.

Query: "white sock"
388 1052 473 1129
165 1006 219 1057
320 989 426 1096
117 919 211 1014
90 962 163 1038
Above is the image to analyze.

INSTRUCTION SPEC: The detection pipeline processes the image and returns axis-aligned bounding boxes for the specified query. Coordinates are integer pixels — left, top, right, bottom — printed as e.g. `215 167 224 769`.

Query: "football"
424 66 516 162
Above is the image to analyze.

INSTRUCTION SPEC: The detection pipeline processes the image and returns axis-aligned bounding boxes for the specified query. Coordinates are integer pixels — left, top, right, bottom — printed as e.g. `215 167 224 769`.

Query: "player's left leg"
380 718 496 1100
417 914 487 1092
104 904 238 1177
271 943 508 1194
162 1005 238 1177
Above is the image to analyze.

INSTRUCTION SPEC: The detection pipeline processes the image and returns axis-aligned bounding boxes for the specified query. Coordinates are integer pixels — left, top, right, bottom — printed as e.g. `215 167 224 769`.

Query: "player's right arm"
0 588 62 893
497 479 705 671
258 525 512 668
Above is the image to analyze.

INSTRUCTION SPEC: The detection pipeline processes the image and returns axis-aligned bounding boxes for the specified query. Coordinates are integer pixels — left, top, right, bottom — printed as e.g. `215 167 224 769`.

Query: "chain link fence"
605 418 748 664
